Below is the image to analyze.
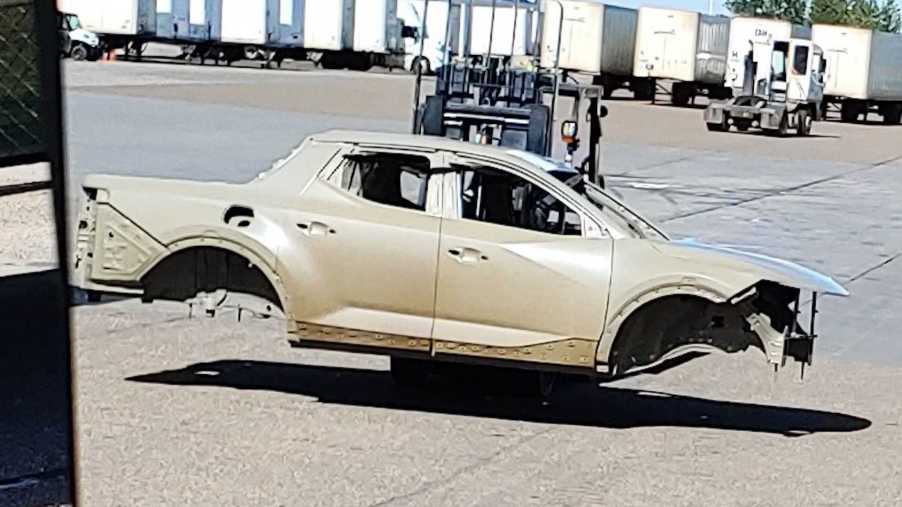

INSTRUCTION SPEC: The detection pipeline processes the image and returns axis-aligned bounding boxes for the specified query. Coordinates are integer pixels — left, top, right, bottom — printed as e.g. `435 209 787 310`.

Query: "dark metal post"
411 0 432 133
547 0 564 156
442 0 454 87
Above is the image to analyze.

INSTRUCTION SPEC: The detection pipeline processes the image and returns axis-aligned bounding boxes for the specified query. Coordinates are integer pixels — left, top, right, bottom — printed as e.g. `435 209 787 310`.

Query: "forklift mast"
411 0 608 187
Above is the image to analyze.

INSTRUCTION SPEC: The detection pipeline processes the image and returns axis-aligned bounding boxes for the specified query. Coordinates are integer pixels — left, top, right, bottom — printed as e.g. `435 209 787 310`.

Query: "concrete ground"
3 58 902 505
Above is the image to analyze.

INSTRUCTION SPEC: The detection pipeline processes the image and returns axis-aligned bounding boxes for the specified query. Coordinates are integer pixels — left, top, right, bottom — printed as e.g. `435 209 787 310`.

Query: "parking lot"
5 59 902 505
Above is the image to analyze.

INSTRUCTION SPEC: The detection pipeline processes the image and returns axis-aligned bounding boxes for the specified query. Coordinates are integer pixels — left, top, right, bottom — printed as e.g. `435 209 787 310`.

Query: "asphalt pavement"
3 59 902 505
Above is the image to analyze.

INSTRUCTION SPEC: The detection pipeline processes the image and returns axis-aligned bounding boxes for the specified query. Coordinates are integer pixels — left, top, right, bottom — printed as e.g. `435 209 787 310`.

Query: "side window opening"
792 45 809 75
771 42 788 82
459 166 581 236
334 153 430 211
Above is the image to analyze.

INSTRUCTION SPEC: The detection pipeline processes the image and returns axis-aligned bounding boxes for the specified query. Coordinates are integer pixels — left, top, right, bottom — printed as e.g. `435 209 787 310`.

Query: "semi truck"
633 7 731 105
812 24 902 124
705 34 826 136
540 0 650 99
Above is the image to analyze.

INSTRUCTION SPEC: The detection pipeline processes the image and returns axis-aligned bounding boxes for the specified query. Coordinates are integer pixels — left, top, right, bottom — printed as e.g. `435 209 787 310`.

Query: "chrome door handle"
297 221 334 237
447 247 487 264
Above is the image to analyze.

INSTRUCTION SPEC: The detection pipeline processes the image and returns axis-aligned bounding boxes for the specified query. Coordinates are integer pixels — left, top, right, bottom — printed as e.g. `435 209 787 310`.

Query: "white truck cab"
59 11 101 61
705 37 826 136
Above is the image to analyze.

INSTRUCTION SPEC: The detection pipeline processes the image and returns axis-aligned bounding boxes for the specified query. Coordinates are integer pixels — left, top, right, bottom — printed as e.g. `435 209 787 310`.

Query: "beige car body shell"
72 130 848 377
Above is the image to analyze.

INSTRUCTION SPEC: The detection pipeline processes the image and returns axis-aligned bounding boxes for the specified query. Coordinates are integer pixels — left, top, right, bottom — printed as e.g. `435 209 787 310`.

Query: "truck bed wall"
634 7 699 82
695 14 729 85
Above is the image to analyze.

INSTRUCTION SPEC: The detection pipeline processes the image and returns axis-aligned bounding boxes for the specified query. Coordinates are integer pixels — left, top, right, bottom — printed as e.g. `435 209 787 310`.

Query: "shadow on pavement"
0 269 72 506
128 359 872 437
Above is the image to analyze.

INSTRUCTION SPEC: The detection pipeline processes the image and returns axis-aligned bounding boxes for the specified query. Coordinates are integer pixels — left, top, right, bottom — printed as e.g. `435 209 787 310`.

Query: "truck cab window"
337 154 430 211
793 46 809 75
458 166 581 236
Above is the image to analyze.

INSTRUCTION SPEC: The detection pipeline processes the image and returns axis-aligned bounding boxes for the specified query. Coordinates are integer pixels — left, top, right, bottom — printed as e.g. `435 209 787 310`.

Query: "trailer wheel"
880 104 902 125
671 82 692 107
70 43 88 61
840 102 862 123
796 109 812 136
633 79 655 101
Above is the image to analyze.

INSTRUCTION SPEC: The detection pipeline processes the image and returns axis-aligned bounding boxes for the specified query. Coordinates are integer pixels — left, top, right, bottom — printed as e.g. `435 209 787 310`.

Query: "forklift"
705 37 826 136
410 0 609 187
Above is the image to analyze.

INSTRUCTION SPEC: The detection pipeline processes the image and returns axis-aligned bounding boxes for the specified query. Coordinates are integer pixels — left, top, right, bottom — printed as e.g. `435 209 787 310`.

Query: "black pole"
547 0 564 156
411 0 431 133
442 0 454 87
34 0 78 503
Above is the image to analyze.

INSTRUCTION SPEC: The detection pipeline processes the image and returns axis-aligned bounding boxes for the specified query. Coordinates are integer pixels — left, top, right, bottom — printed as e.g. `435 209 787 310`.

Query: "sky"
606 0 731 15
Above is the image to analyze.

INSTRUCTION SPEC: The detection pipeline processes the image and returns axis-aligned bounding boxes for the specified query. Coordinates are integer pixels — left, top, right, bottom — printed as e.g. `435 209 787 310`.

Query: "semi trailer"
633 7 731 105
812 24 902 124
540 0 650 99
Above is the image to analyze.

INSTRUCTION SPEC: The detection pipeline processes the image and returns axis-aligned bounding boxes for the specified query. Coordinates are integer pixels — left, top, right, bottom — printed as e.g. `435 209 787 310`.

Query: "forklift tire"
70 44 88 61
796 109 812 136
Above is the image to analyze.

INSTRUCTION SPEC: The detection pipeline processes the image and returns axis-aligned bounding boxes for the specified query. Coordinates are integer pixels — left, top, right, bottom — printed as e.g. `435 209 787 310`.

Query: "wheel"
410 55 430 75
390 357 429 387
796 109 812 136
880 105 902 125
671 83 692 107
70 43 88 61
633 79 655 101
243 46 260 61
840 102 861 123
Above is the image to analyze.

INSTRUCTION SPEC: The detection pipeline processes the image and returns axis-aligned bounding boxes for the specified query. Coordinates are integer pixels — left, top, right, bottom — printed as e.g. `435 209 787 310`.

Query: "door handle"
447 247 487 264
297 221 334 237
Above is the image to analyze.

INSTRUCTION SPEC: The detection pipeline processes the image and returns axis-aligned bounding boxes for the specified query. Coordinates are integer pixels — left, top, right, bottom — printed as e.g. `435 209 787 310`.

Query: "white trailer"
540 0 649 99
398 0 466 74
58 0 156 50
307 0 405 71
466 0 534 58
725 17 810 97
812 24 902 124
155 0 221 44
633 7 731 105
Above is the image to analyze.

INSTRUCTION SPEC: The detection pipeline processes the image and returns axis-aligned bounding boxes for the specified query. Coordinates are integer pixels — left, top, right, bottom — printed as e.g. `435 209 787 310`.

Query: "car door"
277 146 444 348
431 158 613 368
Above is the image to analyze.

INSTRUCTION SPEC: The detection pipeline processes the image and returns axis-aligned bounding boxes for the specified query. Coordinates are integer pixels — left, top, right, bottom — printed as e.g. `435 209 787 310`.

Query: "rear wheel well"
141 246 283 313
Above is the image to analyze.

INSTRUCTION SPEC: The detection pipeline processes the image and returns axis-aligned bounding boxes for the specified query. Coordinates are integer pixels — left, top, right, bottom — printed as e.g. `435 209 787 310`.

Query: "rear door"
279 147 444 345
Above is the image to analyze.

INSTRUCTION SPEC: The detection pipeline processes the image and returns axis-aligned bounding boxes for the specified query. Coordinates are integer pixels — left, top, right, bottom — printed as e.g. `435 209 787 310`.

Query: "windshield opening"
507 150 667 240
65 14 81 30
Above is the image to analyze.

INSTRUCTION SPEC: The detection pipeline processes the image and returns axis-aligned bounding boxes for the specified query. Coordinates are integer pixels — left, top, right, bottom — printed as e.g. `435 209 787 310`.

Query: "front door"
431 161 612 368
279 148 444 348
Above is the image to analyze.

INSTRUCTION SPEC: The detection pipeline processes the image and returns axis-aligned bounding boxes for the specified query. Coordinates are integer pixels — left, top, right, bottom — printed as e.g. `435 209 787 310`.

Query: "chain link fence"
0 0 46 164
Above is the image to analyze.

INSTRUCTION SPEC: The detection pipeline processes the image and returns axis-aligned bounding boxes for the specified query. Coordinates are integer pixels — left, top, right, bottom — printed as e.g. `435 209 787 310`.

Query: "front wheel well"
607 294 765 376
141 246 283 313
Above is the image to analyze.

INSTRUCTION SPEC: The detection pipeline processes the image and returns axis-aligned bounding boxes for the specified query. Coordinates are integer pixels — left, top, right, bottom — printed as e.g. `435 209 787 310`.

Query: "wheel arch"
139 237 291 318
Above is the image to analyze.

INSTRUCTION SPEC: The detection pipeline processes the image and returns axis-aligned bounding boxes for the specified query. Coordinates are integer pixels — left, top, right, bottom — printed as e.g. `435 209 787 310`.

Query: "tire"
633 79 655 101
70 44 88 61
840 102 861 123
796 109 812 136
880 104 902 125
671 83 692 107
243 46 260 61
